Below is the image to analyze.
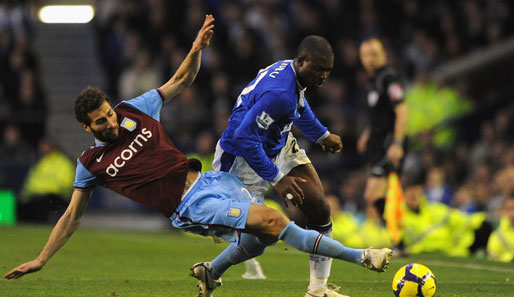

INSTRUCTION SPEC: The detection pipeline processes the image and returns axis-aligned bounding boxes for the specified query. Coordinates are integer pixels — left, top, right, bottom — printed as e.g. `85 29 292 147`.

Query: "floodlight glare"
38 5 95 24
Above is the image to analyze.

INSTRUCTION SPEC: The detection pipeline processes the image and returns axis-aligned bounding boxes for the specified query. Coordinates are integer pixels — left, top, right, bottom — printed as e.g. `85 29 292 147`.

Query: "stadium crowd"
0 0 52 215
0 0 513 261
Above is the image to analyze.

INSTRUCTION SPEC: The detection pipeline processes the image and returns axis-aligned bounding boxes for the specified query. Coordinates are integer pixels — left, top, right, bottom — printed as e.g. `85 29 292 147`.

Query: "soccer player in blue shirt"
213 35 359 297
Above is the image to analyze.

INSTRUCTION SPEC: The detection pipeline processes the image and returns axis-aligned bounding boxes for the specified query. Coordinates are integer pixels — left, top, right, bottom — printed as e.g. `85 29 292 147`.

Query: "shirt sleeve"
233 91 291 181
293 98 328 142
383 73 405 105
122 89 163 121
73 159 97 189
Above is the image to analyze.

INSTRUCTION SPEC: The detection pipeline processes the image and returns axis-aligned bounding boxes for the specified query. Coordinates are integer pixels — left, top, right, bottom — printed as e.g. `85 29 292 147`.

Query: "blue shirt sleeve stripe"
122 89 163 121
73 159 97 189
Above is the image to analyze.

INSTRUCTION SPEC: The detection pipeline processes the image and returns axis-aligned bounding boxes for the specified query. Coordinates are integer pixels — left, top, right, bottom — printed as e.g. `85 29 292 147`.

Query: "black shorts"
367 134 407 177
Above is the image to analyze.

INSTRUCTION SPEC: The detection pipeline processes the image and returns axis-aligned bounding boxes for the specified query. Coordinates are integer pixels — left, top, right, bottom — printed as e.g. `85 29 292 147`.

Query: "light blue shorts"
171 171 263 242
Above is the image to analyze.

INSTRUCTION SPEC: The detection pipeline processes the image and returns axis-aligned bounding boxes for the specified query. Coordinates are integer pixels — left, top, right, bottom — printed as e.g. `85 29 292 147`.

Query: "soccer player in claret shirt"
357 38 408 228
4 16 391 297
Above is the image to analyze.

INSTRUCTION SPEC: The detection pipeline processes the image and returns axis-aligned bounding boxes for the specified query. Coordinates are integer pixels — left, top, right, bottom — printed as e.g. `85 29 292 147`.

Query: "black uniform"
363 66 406 177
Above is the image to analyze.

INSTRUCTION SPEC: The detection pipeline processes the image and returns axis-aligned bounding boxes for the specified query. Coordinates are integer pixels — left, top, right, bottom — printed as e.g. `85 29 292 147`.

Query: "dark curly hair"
74 86 111 125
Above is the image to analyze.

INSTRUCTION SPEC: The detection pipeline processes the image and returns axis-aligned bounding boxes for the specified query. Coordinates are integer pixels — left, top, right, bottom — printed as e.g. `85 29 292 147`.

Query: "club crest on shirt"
256 111 274 130
388 82 404 101
121 117 137 131
367 91 379 107
228 207 242 218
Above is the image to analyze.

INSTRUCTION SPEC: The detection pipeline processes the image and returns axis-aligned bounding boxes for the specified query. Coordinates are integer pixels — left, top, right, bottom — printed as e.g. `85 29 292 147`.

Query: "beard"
90 126 119 143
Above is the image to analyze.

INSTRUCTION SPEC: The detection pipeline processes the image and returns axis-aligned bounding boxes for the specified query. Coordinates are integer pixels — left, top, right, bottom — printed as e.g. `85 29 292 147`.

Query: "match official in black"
357 38 408 225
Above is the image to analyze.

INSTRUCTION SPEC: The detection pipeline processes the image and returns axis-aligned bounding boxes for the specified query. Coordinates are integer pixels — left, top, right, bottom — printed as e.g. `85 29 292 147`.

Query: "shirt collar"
94 138 107 146
289 60 306 108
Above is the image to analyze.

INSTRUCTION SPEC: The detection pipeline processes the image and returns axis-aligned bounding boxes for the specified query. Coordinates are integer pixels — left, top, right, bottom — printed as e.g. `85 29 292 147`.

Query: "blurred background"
0 0 513 256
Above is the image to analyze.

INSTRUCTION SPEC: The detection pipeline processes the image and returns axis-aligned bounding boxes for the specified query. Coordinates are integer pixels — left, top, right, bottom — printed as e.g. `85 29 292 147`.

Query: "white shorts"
213 133 311 198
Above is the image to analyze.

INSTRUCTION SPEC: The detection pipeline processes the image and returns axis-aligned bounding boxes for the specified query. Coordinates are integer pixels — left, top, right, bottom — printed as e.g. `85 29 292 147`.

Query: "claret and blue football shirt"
73 89 200 217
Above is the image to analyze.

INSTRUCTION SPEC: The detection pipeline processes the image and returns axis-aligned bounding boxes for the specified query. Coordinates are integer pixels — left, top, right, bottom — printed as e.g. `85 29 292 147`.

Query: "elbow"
64 208 83 227
233 131 255 153
182 75 195 87
233 129 245 147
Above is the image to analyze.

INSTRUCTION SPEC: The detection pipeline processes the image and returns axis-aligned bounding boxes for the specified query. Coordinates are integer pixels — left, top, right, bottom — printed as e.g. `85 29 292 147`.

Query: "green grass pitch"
1 225 513 296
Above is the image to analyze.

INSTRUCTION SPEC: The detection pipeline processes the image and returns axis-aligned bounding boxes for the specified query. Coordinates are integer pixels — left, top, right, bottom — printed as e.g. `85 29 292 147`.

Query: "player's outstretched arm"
159 14 214 103
3 189 92 280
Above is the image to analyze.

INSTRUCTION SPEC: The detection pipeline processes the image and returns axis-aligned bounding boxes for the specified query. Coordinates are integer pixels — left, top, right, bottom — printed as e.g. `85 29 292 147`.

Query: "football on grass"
392 263 436 297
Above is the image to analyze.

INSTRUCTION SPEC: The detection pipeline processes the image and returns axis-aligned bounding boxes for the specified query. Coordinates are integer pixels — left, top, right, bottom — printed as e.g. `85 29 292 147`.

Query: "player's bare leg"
363 176 388 224
288 164 344 296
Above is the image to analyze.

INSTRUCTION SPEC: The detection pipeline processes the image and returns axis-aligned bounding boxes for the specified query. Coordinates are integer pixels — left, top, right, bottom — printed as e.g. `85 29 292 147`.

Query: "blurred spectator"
118 50 160 100
0 0 32 40
0 123 34 165
402 177 490 257
488 166 514 220
18 138 75 223
425 165 453 205
469 121 496 166
453 184 479 213
405 71 473 149
337 172 366 216
487 192 514 262
0 124 36 194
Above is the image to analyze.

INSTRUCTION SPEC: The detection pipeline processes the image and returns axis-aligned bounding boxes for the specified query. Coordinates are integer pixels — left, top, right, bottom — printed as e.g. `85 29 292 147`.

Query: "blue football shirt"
219 60 328 181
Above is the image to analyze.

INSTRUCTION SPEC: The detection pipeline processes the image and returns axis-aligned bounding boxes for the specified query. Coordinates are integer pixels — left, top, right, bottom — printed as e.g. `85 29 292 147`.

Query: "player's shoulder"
258 80 294 108
78 144 107 167
114 101 137 113
261 60 295 84
377 66 400 83
375 66 402 92
261 79 296 100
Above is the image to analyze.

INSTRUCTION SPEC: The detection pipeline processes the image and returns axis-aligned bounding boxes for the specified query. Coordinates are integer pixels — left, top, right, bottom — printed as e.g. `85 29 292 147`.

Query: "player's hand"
273 176 307 208
320 134 342 153
4 259 44 280
192 14 214 51
387 143 404 167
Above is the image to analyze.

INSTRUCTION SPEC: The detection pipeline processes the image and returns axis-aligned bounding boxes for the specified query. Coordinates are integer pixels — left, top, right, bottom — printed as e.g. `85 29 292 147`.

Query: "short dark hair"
296 35 334 61
74 86 111 125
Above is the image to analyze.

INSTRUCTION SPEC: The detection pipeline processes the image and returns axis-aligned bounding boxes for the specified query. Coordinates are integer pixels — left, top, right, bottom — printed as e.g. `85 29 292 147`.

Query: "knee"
302 195 331 224
261 209 289 237
316 198 331 222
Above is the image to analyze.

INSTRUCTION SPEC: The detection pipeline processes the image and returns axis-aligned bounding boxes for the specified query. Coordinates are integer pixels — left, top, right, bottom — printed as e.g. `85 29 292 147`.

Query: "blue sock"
306 222 333 284
279 221 363 265
210 233 267 279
